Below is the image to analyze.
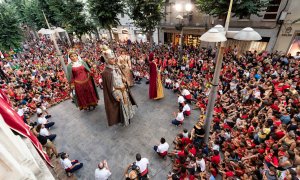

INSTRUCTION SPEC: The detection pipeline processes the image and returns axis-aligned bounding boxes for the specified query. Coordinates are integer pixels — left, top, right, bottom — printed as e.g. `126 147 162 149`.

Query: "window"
263 0 282 20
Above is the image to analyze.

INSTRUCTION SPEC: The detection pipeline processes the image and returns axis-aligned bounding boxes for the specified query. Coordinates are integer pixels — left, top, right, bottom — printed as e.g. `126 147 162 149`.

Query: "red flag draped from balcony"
0 89 53 167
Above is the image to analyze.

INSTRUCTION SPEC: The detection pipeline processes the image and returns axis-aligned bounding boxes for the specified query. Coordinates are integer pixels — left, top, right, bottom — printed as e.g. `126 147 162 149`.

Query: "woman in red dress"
67 51 99 111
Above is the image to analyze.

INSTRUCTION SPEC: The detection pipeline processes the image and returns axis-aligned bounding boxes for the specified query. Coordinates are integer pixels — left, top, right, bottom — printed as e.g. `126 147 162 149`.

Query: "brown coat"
101 67 137 126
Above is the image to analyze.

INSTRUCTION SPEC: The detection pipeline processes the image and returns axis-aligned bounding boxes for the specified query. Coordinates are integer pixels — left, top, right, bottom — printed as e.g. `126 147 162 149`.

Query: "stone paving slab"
47 81 200 180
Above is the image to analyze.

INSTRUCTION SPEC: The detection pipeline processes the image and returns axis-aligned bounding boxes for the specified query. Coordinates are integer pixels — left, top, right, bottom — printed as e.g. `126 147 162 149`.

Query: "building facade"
159 0 298 53
273 0 300 55
0 115 54 180
98 13 159 44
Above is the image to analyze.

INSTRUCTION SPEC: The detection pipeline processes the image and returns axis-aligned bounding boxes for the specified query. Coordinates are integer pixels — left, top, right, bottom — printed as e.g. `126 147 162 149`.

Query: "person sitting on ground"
95 160 112 180
135 153 149 179
172 108 184 126
124 163 139 180
181 88 192 104
173 80 180 93
177 94 185 108
154 137 170 157
36 103 51 119
36 132 58 158
182 102 191 117
36 124 56 141
37 112 54 129
60 152 83 177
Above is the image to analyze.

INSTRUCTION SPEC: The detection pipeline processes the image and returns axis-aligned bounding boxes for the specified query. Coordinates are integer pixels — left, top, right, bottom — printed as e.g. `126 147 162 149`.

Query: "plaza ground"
47 81 200 179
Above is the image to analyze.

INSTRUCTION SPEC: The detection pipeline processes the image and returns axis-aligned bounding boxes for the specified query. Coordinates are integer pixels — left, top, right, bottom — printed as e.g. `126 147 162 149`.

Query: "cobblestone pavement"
48 81 200 180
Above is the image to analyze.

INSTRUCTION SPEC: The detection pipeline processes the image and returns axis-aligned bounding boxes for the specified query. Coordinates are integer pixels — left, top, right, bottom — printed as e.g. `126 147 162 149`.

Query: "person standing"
67 51 99 111
117 50 134 87
95 160 112 180
101 46 137 127
149 52 164 100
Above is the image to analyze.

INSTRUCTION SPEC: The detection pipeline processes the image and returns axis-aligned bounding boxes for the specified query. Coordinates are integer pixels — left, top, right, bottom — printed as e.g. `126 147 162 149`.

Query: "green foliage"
196 0 269 19
19 0 91 37
88 0 124 30
59 0 94 38
127 0 164 34
234 0 269 18
6 0 46 29
0 3 23 51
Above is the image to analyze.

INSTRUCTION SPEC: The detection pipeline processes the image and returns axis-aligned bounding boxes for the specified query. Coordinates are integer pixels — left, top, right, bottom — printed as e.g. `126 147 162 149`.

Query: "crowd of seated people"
2 36 300 179
154 45 300 179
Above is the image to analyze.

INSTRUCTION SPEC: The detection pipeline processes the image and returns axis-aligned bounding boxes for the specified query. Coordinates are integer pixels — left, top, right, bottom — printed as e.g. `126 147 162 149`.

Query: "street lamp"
175 2 193 64
200 0 262 144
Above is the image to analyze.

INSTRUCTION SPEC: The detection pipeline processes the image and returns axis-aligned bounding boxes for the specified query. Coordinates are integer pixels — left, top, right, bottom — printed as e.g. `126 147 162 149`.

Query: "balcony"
159 15 211 28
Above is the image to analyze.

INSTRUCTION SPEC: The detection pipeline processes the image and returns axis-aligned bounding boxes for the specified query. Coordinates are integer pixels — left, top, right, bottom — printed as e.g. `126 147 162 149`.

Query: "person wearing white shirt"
37 124 56 141
196 154 206 172
177 95 185 108
95 160 112 180
172 108 184 126
181 89 192 103
37 113 55 128
182 102 191 116
17 106 24 117
165 77 172 89
153 138 169 157
36 107 43 114
60 153 83 177
173 81 180 93
135 153 149 178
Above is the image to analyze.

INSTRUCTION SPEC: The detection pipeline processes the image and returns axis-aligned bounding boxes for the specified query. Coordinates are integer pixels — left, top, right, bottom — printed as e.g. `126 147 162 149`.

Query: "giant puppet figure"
101 46 137 126
148 52 164 100
117 49 134 87
67 51 99 111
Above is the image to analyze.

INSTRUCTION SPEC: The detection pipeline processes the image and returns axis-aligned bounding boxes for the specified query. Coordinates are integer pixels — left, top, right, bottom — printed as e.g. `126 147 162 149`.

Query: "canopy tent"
54 27 71 46
37 28 54 35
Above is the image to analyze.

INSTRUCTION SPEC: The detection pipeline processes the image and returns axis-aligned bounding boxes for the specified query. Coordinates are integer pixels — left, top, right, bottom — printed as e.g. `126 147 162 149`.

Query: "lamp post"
175 2 192 64
42 11 67 74
200 0 262 144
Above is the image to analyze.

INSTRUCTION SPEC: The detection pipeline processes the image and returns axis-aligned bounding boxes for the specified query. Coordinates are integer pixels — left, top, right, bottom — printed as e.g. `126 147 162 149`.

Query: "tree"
9 0 46 39
0 3 23 51
196 0 269 19
61 0 94 40
88 0 124 39
127 0 164 47
37 0 61 27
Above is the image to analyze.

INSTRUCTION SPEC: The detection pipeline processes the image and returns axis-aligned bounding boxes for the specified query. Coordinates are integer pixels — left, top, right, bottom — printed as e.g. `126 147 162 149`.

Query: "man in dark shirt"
37 134 58 158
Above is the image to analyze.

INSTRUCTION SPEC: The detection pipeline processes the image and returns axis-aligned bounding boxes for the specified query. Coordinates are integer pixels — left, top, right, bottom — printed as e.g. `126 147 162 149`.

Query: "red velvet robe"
149 61 157 99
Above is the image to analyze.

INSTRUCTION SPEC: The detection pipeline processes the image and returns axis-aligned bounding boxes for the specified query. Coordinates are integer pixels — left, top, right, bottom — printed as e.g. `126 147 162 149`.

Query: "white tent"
54 27 66 33
54 27 71 46
37 28 54 35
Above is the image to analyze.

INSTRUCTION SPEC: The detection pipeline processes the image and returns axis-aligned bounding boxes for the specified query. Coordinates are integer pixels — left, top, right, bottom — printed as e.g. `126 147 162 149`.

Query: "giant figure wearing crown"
67 50 99 111
101 46 137 127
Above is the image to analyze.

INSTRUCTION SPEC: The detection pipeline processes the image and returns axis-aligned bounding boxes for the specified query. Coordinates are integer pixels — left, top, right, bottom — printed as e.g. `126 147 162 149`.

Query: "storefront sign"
281 33 292 36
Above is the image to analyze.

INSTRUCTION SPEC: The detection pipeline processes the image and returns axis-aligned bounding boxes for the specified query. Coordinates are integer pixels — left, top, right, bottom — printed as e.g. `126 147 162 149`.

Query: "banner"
0 89 53 167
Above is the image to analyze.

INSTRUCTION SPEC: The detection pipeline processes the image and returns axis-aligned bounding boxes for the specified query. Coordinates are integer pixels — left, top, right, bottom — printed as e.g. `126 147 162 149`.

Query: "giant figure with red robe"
67 51 99 111
149 52 164 100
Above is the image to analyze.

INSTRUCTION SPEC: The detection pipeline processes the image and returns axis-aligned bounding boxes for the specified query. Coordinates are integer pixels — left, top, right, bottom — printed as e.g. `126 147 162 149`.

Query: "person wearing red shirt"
271 101 280 112
188 144 197 156
210 150 221 165
181 136 192 146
